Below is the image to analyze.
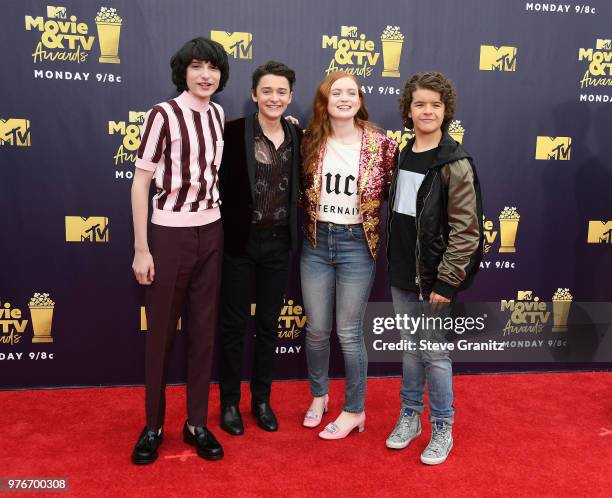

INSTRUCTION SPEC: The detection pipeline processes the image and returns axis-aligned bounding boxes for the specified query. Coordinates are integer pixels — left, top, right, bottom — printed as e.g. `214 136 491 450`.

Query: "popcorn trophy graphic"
380 26 404 77
28 293 55 343
498 207 520 253
448 120 465 143
95 7 122 64
552 288 572 332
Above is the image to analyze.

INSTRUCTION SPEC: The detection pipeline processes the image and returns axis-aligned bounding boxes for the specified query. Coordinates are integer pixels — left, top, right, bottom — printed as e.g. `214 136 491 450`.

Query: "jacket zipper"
415 170 438 301
386 166 400 259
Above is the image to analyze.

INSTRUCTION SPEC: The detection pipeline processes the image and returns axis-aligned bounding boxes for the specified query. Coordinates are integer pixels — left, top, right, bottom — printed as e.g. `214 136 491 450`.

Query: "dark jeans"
218 225 290 406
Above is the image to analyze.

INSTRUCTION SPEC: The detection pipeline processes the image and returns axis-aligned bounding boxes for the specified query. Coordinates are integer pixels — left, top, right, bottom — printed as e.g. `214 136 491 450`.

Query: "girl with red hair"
300 71 397 439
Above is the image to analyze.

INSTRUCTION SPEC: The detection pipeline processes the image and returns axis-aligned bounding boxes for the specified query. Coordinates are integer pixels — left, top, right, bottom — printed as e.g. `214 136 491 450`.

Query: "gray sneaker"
385 407 421 449
420 420 453 465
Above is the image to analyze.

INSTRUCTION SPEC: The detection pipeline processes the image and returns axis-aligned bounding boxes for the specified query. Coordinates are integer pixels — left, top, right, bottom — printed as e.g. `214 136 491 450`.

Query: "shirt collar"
253 112 265 138
176 90 210 112
253 112 292 145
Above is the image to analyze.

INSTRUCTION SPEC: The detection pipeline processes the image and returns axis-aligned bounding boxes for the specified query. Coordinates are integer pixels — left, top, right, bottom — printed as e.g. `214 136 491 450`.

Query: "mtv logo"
535 136 572 160
587 221 612 243
65 216 109 242
129 111 145 124
596 39 611 50
517 291 533 301
341 26 358 37
211 30 253 59
479 46 517 71
46 6 67 18
0 118 31 146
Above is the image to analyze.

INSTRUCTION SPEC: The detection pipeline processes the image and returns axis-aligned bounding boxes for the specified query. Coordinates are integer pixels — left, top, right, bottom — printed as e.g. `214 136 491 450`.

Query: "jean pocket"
348 225 367 242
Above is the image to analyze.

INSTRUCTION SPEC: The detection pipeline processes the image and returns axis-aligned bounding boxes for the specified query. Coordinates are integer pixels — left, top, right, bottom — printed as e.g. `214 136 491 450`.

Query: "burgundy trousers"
144 220 223 431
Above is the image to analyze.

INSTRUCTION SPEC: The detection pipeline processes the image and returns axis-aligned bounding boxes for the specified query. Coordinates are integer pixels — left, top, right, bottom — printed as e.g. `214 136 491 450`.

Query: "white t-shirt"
317 138 362 224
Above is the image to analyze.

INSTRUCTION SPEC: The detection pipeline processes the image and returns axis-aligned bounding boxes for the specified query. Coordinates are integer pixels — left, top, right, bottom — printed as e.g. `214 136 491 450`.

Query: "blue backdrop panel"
1 0 610 388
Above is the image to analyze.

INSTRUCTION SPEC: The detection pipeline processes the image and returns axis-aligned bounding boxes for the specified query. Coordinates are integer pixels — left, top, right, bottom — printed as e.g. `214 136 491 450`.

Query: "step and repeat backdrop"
1 0 611 389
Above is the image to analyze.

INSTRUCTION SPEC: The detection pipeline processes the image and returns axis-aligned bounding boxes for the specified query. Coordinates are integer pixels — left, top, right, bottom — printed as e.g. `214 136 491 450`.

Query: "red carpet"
1 373 611 497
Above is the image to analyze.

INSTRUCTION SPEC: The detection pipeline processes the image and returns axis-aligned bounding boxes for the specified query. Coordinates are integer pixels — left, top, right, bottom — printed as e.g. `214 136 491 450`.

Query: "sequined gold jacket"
301 126 398 258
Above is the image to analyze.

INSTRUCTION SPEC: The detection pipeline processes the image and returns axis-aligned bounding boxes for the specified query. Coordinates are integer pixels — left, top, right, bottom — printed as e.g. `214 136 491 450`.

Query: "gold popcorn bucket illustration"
381 39 403 77
29 305 54 343
448 121 465 144
449 131 464 143
97 21 122 64
498 219 519 253
552 300 570 332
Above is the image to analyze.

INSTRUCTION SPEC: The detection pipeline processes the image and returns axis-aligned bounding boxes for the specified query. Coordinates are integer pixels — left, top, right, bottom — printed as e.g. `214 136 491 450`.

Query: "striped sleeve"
135 107 166 171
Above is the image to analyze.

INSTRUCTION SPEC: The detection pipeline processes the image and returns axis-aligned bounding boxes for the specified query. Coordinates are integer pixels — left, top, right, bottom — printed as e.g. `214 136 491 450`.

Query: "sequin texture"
300 126 398 257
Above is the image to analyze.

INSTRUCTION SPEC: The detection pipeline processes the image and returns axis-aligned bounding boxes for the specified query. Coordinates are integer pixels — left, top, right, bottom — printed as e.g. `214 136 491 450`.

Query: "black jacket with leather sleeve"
387 132 484 299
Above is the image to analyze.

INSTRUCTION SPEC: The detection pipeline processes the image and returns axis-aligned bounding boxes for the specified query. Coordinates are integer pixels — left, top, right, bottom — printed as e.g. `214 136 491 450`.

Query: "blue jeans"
301 222 376 413
391 286 455 424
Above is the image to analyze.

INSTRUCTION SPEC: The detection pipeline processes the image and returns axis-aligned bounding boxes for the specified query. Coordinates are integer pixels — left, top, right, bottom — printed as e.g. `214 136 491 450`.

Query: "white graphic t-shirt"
317 138 362 224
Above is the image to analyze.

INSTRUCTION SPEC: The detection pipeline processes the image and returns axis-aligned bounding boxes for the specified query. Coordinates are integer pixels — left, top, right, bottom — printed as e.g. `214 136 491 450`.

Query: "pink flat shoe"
318 412 365 440
303 394 329 428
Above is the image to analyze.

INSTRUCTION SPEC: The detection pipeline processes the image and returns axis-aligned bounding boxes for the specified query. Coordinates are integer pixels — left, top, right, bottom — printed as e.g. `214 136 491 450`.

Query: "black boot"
220 405 244 435
251 402 278 432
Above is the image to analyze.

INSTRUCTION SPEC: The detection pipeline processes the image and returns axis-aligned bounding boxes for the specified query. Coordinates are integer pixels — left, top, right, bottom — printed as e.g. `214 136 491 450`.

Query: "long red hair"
302 71 369 174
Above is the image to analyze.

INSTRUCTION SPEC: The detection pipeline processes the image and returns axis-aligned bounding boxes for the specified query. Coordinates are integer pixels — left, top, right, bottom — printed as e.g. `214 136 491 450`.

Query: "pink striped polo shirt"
135 91 225 227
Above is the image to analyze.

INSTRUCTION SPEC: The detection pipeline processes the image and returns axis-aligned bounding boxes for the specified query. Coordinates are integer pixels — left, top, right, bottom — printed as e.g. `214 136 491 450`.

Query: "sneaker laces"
390 410 415 439
427 425 450 455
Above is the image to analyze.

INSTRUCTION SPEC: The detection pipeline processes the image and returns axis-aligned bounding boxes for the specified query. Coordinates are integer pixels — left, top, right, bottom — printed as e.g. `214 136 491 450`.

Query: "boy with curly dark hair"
385 71 484 465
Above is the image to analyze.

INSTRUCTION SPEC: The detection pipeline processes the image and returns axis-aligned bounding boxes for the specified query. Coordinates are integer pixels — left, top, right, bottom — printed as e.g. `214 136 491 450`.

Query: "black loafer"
251 402 278 432
221 405 244 436
183 421 224 460
132 427 163 465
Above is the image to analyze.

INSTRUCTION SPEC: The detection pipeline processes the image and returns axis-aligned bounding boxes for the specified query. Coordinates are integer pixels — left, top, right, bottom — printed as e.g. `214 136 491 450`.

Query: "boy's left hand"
430 292 450 303
430 291 450 314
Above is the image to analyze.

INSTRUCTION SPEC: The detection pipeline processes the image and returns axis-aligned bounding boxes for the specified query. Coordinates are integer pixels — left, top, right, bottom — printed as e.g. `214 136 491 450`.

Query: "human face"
409 88 445 136
186 59 221 101
252 74 293 121
327 77 361 121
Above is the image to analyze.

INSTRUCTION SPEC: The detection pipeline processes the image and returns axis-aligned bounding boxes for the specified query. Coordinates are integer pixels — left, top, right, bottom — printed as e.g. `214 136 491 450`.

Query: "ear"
287 91 293 105
251 89 258 104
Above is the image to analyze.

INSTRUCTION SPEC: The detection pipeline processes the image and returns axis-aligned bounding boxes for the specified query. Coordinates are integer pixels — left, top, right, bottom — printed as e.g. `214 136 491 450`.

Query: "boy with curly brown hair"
385 71 484 464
